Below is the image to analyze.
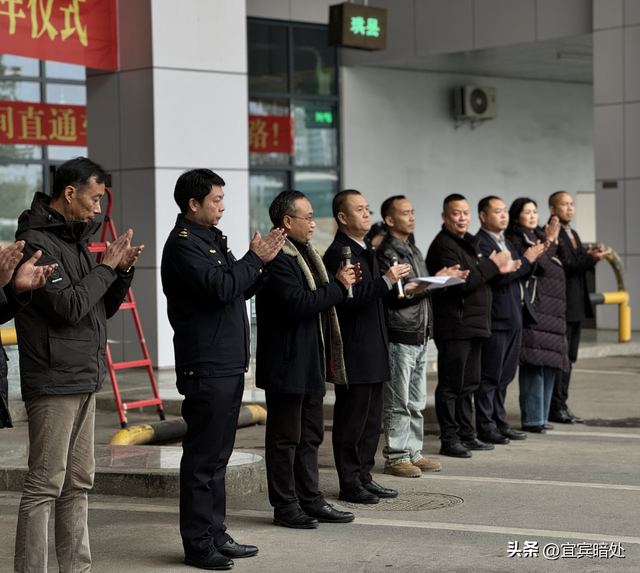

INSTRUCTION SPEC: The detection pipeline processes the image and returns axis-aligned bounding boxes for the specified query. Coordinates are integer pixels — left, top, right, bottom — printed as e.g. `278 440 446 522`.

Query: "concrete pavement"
1 349 639 571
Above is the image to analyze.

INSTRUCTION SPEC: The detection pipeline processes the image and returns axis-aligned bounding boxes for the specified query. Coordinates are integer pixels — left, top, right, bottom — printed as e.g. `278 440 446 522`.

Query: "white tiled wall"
594 0 640 329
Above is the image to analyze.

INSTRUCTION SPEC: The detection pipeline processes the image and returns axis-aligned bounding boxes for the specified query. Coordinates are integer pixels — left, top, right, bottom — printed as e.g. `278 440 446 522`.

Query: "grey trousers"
14 393 95 573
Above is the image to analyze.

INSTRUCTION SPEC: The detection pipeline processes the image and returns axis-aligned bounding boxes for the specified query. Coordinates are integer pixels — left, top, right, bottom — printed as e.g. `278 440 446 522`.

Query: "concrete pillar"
86 0 250 367
593 0 640 330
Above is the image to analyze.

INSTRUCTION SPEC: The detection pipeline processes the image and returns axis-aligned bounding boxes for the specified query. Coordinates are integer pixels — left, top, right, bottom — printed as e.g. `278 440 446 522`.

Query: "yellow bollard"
0 327 17 346
602 291 631 342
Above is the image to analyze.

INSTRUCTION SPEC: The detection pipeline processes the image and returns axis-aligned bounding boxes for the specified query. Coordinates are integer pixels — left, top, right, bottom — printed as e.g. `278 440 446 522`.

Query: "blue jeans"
383 342 428 467
518 363 557 426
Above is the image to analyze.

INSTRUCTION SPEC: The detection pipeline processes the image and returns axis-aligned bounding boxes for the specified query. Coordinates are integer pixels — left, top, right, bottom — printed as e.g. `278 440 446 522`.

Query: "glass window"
249 98 291 167
293 27 337 96
0 144 42 160
293 170 338 252
0 55 40 77
248 23 289 94
46 83 86 105
45 61 86 81
293 101 338 167
249 173 287 237
0 164 42 242
0 80 40 102
48 145 88 161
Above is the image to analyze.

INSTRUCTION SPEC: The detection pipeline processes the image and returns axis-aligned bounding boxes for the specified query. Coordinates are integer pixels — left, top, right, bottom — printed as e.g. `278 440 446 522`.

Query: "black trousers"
551 320 581 413
434 337 483 445
475 328 522 433
264 391 326 513
332 382 383 490
178 374 244 555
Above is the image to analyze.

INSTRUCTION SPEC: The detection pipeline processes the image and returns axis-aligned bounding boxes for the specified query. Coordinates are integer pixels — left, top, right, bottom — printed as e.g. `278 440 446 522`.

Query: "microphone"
390 255 405 299
342 246 353 299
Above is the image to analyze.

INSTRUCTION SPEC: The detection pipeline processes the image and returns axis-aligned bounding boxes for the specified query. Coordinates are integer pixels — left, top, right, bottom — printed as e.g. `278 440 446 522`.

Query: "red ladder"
87 188 165 428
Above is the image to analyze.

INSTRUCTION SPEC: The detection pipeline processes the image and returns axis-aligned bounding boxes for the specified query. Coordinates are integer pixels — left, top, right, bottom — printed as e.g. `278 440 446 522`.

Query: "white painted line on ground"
425 475 640 491
572 369 639 376
549 430 640 439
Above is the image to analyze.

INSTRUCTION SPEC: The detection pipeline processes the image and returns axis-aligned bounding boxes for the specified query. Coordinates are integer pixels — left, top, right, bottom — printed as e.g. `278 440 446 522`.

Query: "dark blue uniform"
161 214 267 556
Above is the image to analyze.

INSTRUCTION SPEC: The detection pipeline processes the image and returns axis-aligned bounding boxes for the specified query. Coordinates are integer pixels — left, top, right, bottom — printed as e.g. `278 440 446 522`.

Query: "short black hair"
332 189 362 223
443 193 466 211
269 190 306 227
380 195 406 220
548 190 569 207
51 157 107 200
478 195 502 215
507 197 537 236
174 169 225 214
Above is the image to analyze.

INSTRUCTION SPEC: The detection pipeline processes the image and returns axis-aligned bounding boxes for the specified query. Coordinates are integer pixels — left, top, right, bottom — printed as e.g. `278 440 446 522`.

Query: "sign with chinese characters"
328 3 387 51
0 0 118 71
249 115 294 154
0 101 87 146
305 105 335 129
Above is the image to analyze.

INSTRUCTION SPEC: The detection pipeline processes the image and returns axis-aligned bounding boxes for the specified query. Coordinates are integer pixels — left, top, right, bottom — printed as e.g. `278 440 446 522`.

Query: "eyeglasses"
290 215 315 224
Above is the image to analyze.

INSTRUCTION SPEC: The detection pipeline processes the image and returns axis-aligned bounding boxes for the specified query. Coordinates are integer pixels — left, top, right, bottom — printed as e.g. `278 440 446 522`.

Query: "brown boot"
383 462 421 478
412 457 443 473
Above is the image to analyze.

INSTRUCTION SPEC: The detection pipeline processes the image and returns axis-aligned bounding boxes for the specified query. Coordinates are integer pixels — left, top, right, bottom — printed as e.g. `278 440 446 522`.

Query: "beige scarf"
282 238 347 386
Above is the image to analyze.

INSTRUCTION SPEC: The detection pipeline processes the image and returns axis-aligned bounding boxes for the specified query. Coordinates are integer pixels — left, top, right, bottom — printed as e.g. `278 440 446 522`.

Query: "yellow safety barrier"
1 327 17 346
589 248 632 342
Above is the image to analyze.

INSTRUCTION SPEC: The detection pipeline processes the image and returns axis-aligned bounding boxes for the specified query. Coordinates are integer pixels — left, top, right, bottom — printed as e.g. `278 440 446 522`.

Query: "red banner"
249 115 294 154
0 0 118 71
0 101 86 146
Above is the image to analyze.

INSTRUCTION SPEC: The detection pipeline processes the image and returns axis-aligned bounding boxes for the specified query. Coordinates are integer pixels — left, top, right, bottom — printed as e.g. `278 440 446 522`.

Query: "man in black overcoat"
323 190 411 504
162 169 285 570
255 190 357 529
548 191 609 424
475 196 542 444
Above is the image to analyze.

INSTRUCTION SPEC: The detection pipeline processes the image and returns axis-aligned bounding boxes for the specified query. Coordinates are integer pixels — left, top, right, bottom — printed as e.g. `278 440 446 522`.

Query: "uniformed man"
161 169 285 571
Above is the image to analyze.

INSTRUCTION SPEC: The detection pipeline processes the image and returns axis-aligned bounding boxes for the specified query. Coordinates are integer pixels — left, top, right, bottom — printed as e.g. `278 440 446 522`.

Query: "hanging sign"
328 3 387 51
0 101 87 146
0 0 118 71
248 115 294 154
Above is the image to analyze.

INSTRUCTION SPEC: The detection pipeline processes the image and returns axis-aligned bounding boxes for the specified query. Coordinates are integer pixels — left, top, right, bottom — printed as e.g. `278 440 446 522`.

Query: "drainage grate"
332 492 464 512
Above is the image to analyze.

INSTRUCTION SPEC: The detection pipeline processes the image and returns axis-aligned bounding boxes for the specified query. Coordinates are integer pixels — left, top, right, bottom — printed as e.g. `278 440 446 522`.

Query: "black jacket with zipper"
376 234 433 345
14 192 133 400
426 225 500 340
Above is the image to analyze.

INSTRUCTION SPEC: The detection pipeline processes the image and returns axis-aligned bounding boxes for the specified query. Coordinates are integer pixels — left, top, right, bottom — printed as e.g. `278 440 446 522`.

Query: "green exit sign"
328 3 387 51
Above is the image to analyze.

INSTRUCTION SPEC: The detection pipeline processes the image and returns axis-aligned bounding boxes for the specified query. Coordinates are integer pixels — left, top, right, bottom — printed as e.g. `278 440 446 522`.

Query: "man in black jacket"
256 190 356 529
323 190 410 503
162 169 285 570
376 196 465 476
1 242 56 430
548 191 609 424
14 157 140 573
475 196 542 444
426 194 520 459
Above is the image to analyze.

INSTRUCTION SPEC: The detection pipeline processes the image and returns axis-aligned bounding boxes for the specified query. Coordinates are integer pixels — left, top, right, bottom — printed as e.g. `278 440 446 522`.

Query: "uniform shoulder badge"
178 228 189 239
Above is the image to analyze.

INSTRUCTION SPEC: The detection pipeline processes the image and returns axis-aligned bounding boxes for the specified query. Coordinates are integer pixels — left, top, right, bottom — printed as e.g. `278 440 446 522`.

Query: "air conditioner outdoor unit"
454 86 497 121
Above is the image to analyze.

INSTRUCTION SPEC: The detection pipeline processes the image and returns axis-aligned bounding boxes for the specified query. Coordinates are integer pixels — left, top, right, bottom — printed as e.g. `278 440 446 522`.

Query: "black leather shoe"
521 425 546 434
273 507 318 529
363 480 398 498
566 408 584 423
543 423 554 430
304 504 354 523
501 428 527 440
462 438 495 451
217 539 258 559
339 485 379 504
548 410 575 424
185 547 234 570
439 442 472 458
478 429 510 444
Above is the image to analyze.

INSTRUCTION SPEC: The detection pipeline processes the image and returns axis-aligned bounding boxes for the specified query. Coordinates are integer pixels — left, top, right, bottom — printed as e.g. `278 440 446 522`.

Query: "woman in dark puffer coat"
506 198 569 433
